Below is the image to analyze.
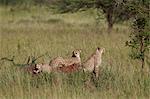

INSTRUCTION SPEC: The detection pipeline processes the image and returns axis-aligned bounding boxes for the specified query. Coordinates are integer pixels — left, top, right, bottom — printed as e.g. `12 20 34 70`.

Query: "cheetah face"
72 49 81 58
33 64 42 74
97 47 105 54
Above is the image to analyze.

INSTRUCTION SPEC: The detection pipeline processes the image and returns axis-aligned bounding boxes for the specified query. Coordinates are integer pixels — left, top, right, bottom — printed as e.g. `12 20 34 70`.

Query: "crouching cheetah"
33 49 81 74
49 49 81 68
33 63 52 74
33 63 82 74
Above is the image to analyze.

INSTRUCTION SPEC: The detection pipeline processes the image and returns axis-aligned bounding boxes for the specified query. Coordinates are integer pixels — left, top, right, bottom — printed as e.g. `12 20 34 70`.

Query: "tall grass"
0 6 150 99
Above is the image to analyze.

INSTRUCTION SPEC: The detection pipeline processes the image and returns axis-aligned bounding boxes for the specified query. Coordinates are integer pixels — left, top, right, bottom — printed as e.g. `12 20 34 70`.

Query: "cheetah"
33 63 52 74
82 47 105 77
33 63 81 74
49 49 81 68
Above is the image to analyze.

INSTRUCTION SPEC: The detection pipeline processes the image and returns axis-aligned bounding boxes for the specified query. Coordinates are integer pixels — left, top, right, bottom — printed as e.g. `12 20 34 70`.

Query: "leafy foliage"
55 0 133 32
126 0 150 69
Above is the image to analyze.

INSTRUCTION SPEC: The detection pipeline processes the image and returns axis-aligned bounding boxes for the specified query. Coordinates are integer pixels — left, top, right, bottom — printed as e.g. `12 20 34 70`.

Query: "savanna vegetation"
0 0 150 99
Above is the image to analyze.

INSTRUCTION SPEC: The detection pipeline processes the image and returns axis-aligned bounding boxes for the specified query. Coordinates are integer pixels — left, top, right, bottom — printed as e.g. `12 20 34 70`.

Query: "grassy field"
0 6 150 99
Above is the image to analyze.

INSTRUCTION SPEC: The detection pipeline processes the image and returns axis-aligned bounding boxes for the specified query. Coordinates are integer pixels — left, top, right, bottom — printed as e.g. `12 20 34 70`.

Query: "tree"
126 0 150 69
55 0 132 33
95 0 133 33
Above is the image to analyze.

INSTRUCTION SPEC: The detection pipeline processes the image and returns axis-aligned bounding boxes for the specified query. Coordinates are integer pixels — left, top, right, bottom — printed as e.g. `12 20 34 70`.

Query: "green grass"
0 6 150 99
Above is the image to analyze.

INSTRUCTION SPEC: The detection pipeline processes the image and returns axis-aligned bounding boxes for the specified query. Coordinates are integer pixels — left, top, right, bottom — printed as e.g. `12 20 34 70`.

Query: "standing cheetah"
82 47 105 77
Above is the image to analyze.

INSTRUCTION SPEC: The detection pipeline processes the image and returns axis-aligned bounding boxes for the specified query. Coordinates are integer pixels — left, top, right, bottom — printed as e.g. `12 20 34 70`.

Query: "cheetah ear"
72 51 76 57
102 48 105 53
97 47 100 50
34 64 37 67
72 50 75 54
79 49 82 53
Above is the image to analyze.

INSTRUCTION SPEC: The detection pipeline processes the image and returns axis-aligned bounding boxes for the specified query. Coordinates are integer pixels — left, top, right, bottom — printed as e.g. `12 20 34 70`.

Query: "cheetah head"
72 49 81 58
97 47 105 55
33 63 43 74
